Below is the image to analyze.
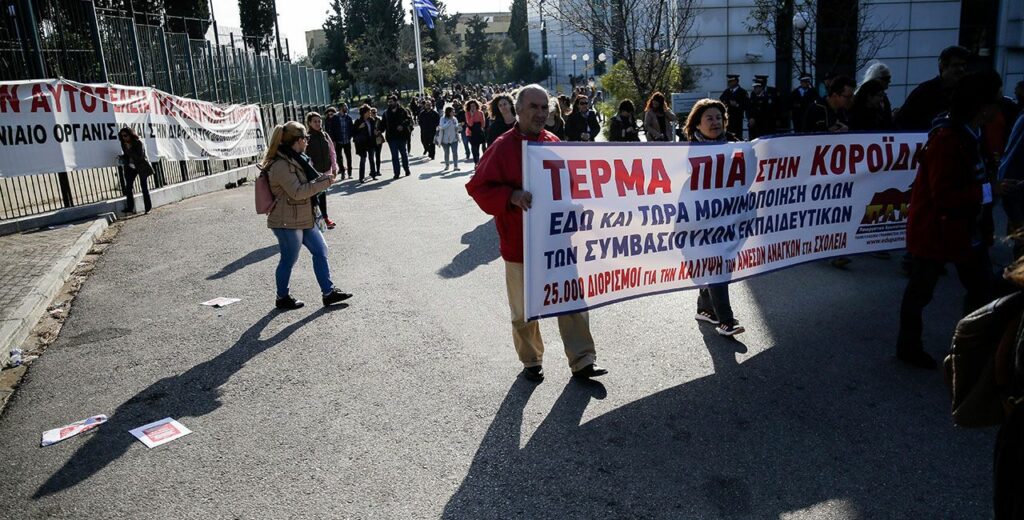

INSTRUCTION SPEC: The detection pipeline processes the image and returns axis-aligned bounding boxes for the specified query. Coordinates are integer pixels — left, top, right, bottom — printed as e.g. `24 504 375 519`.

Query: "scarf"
280 146 320 183
692 130 727 143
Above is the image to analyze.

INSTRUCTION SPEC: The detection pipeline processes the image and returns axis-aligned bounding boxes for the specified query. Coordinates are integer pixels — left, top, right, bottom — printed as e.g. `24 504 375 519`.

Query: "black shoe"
322 288 353 306
276 295 305 310
897 349 936 369
405 170 411 177
522 365 544 382
393 175 400 179
572 363 608 379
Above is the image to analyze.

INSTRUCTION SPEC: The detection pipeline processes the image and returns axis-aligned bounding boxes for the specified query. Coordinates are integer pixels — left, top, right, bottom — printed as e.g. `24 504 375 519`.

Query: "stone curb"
0 217 111 368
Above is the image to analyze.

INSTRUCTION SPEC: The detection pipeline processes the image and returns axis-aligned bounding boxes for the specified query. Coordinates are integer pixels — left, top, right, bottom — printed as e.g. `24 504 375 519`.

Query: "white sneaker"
716 322 745 336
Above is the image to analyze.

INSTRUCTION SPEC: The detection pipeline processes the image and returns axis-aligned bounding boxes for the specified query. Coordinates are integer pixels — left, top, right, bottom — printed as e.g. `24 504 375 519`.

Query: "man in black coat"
803 75 854 133
719 74 749 139
747 75 778 138
790 74 818 132
894 45 969 130
417 100 440 161
382 95 413 178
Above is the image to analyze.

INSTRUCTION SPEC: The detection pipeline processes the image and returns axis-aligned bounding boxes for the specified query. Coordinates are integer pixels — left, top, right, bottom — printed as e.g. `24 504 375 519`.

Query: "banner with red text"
523 133 926 320
0 79 266 177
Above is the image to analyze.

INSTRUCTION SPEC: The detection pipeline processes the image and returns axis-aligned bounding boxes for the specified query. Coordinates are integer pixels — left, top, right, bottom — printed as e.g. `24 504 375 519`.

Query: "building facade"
450 12 513 49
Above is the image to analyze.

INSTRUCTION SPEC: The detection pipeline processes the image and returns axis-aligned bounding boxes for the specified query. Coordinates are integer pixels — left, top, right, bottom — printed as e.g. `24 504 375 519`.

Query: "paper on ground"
200 297 241 308
129 418 192 448
41 415 108 447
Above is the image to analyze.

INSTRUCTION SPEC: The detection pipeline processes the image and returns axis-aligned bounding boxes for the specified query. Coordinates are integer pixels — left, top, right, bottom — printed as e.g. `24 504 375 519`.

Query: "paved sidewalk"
0 220 109 367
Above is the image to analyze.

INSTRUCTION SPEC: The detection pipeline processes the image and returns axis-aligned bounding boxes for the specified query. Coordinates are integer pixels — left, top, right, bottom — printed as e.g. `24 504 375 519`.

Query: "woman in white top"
437 106 462 171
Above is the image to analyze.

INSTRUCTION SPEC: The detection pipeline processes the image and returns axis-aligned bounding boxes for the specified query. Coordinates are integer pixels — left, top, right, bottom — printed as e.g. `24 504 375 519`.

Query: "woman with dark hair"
438 106 462 171
849 79 893 131
261 121 350 310
682 98 744 336
370 107 384 173
117 127 153 215
564 94 601 142
544 99 567 141
464 99 486 164
643 91 677 142
485 94 516 146
304 111 338 229
353 105 379 183
608 99 640 142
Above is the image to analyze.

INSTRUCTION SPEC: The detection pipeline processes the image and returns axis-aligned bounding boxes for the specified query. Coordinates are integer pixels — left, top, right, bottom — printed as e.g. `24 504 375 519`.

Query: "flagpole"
411 6 426 96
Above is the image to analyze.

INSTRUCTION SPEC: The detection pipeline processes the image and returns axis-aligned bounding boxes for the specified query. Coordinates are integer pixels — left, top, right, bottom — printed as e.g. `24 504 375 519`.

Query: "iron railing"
0 0 331 221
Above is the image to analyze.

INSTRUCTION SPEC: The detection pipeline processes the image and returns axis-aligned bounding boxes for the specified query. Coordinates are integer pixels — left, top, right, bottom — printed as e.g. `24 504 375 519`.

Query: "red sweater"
465 125 559 262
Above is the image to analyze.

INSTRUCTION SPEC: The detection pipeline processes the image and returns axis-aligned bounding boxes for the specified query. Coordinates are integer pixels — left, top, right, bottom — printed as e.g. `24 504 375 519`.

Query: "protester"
1000 112 1024 259
896 70 1008 369
464 99 486 165
438 106 461 171
558 95 572 119
354 105 379 183
608 99 640 142
326 105 354 179
992 261 1024 520
803 75 854 133
304 112 339 230
117 126 153 215
895 45 970 130
544 100 566 141
486 94 516 146
453 99 470 158
719 74 748 138
643 91 677 142
789 73 818 132
370 107 384 173
565 94 601 142
849 79 892 131
382 95 412 179
418 100 440 161
465 84 607 382
681 99 745 335
858 62 894 129
261 121 351 310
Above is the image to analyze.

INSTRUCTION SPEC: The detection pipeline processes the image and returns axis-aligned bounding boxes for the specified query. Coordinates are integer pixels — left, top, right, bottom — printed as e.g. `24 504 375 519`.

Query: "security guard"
747 75 778 138
790 73 818 133
719 74 749 139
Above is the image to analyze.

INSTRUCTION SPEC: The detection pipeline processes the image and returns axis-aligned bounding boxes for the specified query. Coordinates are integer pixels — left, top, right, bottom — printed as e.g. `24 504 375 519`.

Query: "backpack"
254 160 278 215
945 292 1024 427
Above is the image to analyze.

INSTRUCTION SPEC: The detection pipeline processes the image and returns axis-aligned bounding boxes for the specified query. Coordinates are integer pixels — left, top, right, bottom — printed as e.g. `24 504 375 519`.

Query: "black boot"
276 295 305 310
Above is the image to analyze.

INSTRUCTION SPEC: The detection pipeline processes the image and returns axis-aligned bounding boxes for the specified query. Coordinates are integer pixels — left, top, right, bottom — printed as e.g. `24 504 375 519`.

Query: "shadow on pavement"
328 177 399 197
442 266 990 518
206 245 278 280
437 221 500 279
33 306 342 498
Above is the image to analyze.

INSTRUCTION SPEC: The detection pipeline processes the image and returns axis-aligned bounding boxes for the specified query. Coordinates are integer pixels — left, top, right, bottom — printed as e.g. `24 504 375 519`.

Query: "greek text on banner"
0 78 266 177
522 133 925 321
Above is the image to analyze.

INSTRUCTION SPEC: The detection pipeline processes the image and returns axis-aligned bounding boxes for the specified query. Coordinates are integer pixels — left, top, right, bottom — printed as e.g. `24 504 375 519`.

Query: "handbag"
254 162 278 215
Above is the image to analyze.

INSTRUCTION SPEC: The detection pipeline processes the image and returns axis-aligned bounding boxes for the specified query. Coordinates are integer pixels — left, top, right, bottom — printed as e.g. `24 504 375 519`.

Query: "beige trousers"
504 261 597 371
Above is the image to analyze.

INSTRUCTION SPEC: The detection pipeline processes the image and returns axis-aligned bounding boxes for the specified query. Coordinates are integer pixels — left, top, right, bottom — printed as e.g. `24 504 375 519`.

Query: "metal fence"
0 0 331 221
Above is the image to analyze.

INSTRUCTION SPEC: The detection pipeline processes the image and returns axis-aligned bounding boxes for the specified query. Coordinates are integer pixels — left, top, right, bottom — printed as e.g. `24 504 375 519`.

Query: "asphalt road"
0 142 1001 519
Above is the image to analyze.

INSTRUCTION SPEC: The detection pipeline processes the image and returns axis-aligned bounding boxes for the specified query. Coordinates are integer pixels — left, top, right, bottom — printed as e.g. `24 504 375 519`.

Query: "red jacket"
906 124 993 263
465 125 559 262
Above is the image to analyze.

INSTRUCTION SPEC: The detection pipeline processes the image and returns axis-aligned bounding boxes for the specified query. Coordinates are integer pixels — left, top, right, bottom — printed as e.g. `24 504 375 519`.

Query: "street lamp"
571 53 578 86
793 11 809 77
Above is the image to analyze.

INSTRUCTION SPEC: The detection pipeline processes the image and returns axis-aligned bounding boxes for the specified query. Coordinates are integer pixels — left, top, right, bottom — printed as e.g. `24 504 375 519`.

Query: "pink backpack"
254 162 277 214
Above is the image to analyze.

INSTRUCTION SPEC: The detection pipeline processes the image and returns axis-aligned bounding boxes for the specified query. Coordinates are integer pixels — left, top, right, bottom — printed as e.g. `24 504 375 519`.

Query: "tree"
320 0 350 82
463 15 489 77
507 0 528 50
601 59 696 106
425 55 458 85
745 0 900 81
529 0 702 102
238 0 276 54
348 28 411 93
165 0 210 39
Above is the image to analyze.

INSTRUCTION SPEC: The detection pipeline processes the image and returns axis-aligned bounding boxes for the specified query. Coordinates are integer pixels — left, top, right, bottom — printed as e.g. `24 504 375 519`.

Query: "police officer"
790 73 818 133
747 75 778 138
719 74 749 139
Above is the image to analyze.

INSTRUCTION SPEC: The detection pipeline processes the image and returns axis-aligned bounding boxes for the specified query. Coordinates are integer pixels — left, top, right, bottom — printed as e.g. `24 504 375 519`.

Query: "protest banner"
0 79 266 177
522 132 927 321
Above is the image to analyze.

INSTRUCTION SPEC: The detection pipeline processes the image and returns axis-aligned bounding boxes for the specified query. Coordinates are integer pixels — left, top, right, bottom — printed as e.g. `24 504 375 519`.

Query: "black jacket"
895 76 950 130
608 115 640 142
418 109 440 141
382 106 412 142
486 116 515 146
802 100 848 133
564 110 600 142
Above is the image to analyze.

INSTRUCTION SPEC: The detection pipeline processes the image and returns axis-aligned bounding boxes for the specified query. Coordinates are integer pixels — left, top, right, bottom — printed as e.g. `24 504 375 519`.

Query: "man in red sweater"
465 84 607 383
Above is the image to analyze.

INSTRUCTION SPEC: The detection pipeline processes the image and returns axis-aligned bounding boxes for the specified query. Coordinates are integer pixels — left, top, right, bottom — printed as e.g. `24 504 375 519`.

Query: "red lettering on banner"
44 83 63 111
614 159 645 196
590 160 611 197
0 84 21 113
30 84 51 112
647 158 671 194
727 151 746 187
544 160 566 201
568 160 590 199
810 145 829 175
689 153 744 190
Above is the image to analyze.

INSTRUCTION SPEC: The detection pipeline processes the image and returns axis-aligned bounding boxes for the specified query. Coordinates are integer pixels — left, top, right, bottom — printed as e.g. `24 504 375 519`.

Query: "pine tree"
507 0 528 50
463 16 489 75
238 0 276 54
321 0 350 81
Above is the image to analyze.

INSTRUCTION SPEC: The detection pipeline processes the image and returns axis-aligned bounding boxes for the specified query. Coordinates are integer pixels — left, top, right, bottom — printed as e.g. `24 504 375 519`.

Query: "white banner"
0 79 267 177
523 132 927 320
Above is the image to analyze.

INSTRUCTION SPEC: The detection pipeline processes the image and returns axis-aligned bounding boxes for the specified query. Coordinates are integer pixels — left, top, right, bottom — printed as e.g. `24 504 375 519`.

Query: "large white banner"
0 79 266 177
523 132 926 320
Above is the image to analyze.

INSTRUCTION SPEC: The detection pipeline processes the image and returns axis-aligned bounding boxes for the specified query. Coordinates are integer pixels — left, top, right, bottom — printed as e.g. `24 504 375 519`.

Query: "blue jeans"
272 227 334 298
442 142 459 168
461 132 471 156
388 138 410 176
